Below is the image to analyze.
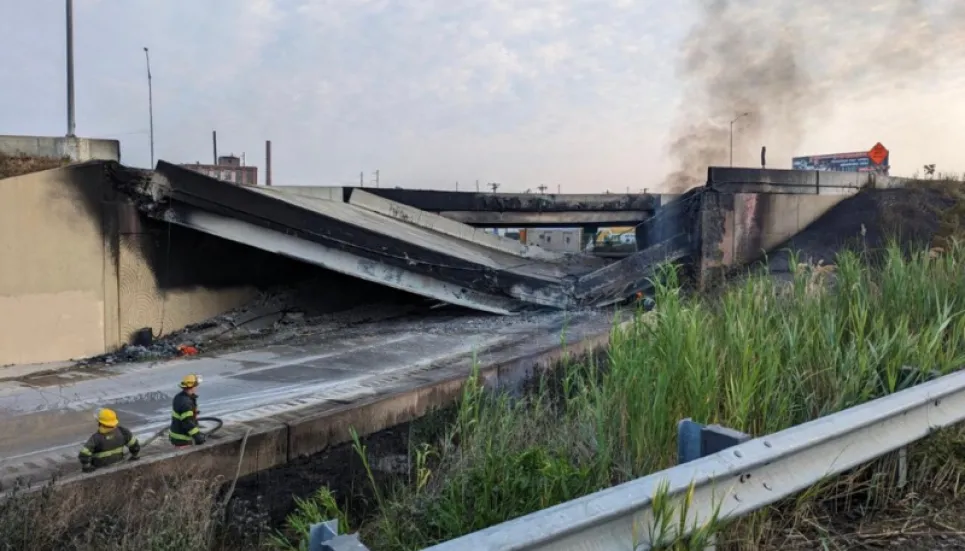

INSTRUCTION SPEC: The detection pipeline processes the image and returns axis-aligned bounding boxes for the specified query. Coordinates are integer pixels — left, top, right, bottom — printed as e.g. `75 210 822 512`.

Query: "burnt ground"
221 405 458 548
763 183 957 274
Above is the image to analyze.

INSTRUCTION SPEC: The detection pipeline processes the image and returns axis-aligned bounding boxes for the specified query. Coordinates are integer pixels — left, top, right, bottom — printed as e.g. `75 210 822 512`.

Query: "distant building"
180 155 258 186
520 228 583 253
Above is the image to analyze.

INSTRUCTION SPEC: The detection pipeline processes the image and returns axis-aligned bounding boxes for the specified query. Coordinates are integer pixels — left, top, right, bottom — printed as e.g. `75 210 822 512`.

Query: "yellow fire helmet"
94 407 119 428
180 373 203 389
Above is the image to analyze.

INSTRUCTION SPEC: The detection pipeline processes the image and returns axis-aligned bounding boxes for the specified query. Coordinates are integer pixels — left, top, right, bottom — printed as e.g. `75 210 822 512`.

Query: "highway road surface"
0 310 608 488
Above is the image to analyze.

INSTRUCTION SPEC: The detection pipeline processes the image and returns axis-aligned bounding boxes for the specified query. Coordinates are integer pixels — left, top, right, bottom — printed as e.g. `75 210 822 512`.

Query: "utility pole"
66 0 76 137
537 184 547 194
212 131 218 164
373 169 380 188
360 171 364 187
265 140 272 186
557 184 561 194
489 182 500 193
729 112 750 167
475 180 480 192
143 47 154 167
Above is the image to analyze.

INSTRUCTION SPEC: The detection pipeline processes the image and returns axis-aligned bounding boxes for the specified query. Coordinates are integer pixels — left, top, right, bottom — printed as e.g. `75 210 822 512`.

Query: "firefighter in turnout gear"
170 373 206 447
78 408 141 473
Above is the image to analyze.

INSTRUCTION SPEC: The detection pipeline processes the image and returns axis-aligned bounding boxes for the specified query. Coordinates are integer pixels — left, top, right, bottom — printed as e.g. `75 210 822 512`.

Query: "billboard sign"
792 142 890 174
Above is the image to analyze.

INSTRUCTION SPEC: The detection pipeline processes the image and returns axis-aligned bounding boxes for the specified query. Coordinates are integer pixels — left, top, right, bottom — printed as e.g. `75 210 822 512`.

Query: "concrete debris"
81 342 185 366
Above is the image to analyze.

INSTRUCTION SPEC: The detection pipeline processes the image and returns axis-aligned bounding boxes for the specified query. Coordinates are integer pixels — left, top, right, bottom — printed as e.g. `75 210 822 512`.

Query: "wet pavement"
0 310 597 488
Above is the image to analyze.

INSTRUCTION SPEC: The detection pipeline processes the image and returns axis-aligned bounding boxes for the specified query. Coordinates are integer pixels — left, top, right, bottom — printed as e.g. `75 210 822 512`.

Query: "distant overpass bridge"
301 188 667 228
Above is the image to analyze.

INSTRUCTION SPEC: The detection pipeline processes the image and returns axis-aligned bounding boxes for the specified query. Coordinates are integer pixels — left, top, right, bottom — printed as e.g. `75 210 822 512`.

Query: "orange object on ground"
177 344 198 356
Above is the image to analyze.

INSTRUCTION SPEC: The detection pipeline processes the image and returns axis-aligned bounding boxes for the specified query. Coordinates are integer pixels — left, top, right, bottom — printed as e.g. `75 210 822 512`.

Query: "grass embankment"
271 241 965 550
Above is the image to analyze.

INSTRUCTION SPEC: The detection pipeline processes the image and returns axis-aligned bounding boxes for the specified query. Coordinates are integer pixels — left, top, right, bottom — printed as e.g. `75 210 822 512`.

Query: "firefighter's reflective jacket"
78 426 140 470
170 390 205 446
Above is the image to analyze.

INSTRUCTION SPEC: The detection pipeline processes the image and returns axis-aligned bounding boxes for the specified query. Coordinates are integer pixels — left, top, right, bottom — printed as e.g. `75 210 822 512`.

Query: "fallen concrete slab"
161 203 523 314
345 189 566 261
115 162 672 313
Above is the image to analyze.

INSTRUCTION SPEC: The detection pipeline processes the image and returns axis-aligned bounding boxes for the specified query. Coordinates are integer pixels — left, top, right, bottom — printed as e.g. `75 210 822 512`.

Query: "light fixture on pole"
143 47 155 168
66 0 75 137
729 112 750 167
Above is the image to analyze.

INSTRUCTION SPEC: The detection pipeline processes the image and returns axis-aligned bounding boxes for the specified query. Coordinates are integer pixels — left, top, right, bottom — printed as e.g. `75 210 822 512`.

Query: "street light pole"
66 0 75 137
143 47 155 167
729 112 750 167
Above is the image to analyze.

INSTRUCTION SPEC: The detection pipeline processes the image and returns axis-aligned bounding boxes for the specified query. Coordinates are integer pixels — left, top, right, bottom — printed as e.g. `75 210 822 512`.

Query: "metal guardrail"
422 368 965 551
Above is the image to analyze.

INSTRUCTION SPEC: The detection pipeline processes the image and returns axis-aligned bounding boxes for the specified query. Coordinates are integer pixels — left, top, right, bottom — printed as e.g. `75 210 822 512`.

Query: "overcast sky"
2 1 964 191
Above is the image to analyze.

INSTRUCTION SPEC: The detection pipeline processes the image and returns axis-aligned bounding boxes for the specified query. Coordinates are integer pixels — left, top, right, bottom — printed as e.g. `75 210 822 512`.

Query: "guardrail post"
678 419 751 464
893 366 941 489
677 419 751 551
308 518 370 551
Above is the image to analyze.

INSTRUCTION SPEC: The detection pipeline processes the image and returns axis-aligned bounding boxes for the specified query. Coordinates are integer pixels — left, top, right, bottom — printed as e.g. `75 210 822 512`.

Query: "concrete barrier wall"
707 167 912 195
0 135 121 162
698 191 850 288
0 164 263 365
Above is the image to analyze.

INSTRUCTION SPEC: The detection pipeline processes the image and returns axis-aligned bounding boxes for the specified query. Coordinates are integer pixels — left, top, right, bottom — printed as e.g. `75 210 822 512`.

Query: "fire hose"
138 416 225 448
129 416 250 512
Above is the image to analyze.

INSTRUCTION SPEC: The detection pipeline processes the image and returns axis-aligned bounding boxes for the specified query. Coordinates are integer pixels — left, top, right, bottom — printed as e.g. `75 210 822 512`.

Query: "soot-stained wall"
696 191 853 289
1 162 410 365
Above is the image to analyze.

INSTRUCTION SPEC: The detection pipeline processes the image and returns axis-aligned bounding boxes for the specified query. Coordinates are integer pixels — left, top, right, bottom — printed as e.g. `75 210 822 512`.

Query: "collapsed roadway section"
112 161 690 314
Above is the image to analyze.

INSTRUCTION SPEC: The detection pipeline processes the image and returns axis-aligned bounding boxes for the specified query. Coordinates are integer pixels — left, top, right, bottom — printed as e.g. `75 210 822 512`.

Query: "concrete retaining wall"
0 135 121 163
0 164 114 365
0 164 273 365
698 191 850 288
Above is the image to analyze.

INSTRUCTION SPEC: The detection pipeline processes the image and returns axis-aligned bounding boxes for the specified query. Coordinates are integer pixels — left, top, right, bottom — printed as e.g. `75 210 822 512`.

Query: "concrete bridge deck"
342 187 660 227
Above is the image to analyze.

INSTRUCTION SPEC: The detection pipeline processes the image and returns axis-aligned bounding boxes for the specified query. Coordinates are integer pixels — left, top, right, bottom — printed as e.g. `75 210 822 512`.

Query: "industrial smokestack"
265 140 272 186
212 131 218 164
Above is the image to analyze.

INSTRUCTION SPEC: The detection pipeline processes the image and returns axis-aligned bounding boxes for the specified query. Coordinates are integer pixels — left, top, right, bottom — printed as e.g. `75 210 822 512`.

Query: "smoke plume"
663 0 964 191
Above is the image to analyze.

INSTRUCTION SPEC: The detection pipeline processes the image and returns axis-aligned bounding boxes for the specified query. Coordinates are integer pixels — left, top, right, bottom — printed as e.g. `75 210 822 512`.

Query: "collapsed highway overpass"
0 157 907 367
122 161 686 315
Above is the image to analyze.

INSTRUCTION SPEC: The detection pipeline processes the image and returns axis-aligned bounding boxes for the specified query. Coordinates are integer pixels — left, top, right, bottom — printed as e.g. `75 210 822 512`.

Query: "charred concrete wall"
697 190 850 288
0 163 379 366
0 164 113 365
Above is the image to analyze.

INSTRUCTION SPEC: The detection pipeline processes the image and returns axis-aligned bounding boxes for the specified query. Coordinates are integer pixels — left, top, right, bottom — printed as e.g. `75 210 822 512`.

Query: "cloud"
1 0 963 192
